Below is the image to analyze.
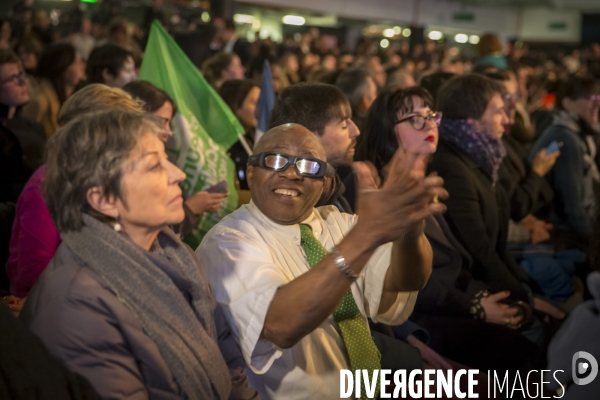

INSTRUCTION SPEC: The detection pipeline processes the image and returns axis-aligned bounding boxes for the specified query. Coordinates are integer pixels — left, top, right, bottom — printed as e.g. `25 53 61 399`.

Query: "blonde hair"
58 84 144 126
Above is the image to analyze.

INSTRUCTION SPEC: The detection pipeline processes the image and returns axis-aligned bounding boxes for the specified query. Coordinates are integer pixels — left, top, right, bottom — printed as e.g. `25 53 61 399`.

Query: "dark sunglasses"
248 152 335 179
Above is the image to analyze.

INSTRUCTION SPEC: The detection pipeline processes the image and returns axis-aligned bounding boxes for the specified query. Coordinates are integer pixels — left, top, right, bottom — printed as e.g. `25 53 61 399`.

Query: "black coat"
415 214 488 317
498 134 553 222
428 140 531 302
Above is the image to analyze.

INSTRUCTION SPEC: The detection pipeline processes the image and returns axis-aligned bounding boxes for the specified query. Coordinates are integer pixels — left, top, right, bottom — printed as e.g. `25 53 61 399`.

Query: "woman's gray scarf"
62 214 231 400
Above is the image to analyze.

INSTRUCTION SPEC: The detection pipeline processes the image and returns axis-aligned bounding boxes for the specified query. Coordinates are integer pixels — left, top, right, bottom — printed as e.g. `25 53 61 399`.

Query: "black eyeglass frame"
248 152 335 179
394 111 443 130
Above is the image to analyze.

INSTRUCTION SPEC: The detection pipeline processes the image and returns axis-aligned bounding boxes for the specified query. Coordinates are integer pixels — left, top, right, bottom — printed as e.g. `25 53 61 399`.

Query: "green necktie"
299 224 381 399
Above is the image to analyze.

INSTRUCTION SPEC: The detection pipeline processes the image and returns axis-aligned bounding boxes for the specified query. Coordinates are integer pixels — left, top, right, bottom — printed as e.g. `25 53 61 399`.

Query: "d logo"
572 351 598 385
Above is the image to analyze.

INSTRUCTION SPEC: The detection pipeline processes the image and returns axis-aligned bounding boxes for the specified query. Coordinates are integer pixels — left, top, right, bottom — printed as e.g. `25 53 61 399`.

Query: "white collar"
246 200 322 246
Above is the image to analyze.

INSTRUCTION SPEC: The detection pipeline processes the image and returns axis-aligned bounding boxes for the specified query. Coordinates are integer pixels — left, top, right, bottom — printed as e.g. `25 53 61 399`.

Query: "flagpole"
238 133 253 156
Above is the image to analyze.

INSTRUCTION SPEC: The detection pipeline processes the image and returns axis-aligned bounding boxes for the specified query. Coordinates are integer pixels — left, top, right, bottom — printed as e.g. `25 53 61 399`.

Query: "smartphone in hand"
545 141 563 155
205 180 228 194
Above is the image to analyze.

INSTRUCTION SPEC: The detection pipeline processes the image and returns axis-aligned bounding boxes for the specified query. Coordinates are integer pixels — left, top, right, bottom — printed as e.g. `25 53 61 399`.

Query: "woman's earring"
114 222 122 232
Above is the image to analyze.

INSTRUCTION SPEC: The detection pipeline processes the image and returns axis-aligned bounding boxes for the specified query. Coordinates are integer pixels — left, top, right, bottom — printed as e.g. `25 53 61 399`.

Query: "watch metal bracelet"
330 246 359 282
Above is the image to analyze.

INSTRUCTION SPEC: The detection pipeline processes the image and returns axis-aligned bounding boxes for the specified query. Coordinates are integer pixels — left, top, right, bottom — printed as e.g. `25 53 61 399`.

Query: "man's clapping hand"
353 147 448 245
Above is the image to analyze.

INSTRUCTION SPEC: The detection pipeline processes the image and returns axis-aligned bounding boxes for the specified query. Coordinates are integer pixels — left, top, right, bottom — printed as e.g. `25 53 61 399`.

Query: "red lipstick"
425 135 436 142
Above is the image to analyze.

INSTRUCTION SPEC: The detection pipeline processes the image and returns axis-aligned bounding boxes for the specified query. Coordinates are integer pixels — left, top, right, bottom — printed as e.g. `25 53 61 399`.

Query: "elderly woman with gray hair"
20 109 258 400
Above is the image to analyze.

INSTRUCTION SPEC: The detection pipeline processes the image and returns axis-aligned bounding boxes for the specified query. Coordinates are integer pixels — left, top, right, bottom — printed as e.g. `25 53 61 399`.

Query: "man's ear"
246 165 254 189
101 68 114 85
86 187 119 219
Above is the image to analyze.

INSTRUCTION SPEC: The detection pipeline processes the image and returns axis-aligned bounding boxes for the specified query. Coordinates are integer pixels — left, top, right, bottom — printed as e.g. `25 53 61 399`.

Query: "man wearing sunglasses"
198 123 447 399
269 82 360 213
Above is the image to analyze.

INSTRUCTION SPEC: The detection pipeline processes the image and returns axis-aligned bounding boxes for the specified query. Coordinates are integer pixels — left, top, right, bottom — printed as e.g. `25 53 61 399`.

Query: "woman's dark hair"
36 43 77 104
355 86 433 172
555 76 600 110
419 72 455 103
122 80 177 116
218 79 258 114
86 44 133 84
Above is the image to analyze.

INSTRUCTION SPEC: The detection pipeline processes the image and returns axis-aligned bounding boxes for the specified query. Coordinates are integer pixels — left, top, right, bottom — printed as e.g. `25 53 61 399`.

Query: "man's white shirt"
197 201 417 399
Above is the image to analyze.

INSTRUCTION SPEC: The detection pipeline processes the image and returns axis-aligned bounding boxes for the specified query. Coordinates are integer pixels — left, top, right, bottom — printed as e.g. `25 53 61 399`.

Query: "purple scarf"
439 118 506 183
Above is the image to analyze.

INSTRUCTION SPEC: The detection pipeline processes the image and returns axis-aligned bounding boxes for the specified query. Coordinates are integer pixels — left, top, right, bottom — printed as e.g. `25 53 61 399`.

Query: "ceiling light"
393 26 401 35
282 15 305 25
383 29 395 38
469 35 480 44
402 28 411 37
380 39 390 48
454 33 468 43
428 31 443 40
233 14 254 24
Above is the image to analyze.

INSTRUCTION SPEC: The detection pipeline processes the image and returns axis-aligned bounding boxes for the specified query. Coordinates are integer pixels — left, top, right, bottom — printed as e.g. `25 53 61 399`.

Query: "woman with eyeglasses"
352 86 538 373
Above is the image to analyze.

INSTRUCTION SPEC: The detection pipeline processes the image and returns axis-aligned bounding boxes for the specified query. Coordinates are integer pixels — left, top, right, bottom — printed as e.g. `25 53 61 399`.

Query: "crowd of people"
1 0 600 399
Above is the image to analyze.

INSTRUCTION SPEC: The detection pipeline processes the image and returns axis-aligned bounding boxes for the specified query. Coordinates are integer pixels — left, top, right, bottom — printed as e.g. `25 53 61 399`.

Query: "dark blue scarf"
439 118 506 183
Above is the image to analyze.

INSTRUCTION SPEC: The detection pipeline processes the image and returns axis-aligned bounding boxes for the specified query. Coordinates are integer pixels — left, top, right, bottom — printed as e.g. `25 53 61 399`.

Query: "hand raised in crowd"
480 291 523 328
353 147 448 244
531 147 560 177
185 191 227 215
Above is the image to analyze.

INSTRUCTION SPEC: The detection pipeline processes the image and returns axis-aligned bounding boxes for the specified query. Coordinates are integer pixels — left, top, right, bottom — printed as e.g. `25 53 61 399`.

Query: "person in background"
269 82 360 213
124 80 227 229
104 17 143 63
279 53 300 85
431 74 565 321
5 84 144 317
220 19 252 67
86 44 137 88
0 49 45 181
31 10 53 46
386 69 416 90
14 35 42 80
0 20 13 50
419 71 455 103
218 79 260 190
485 71 557 244
0 49 46 292
72 17 96 61
474 33 507 71
354 86 539 372
21 43 86 137
247 47 284 95
198 123 446 399
20 109 258 400
202 52 245 90
529 77 600 249
334 68 378 133
366 55 386 89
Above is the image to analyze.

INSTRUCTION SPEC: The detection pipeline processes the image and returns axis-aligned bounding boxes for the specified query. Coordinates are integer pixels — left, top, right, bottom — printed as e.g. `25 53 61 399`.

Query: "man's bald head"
255 123 327 161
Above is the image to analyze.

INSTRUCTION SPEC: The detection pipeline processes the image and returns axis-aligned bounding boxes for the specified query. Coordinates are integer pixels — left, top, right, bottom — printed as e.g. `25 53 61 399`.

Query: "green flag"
139 21 242 248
